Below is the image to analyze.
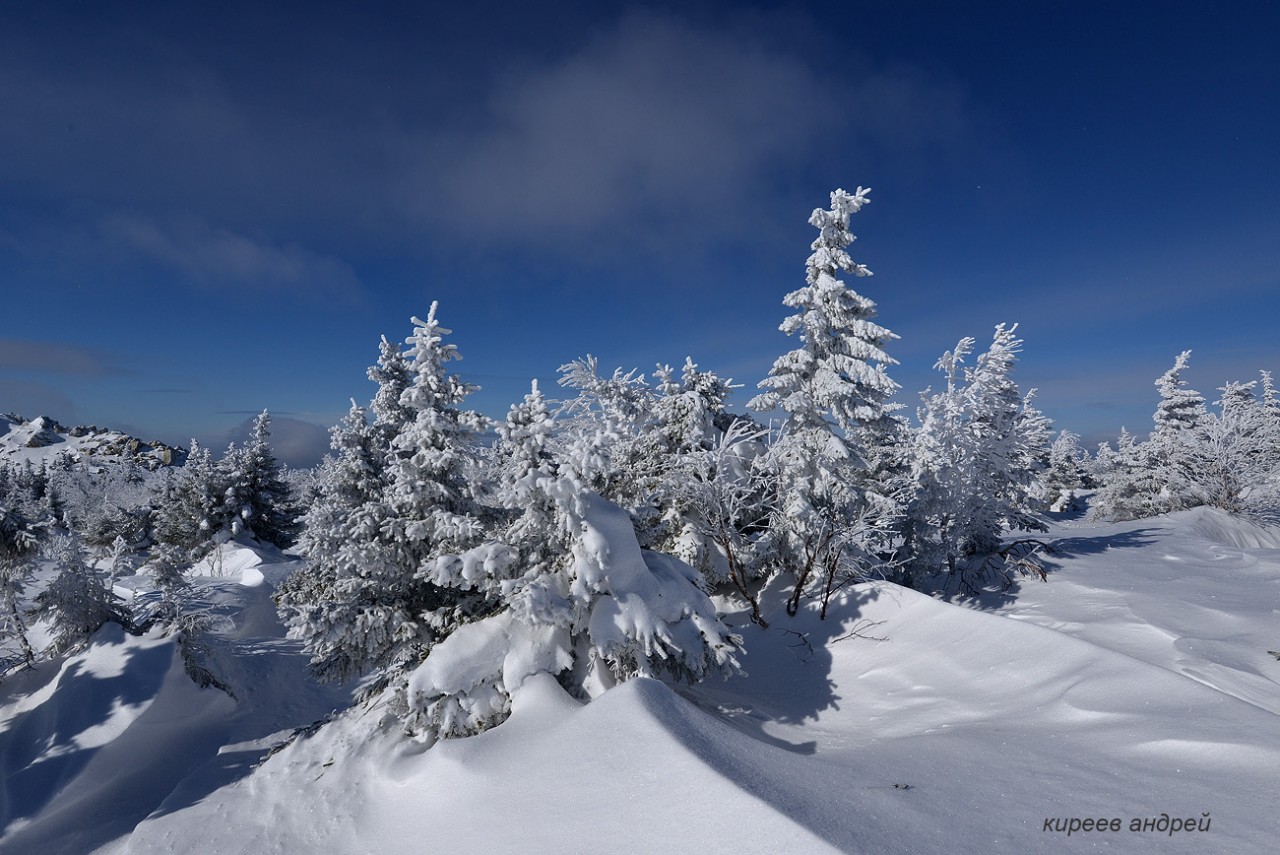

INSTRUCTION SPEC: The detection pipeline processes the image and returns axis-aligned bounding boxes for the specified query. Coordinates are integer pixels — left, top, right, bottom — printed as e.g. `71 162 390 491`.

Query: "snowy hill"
0 413 184 470
3 511 1279 853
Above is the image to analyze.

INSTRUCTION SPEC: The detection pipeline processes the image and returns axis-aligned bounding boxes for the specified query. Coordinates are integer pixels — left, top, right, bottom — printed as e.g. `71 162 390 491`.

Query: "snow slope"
4 512 1279 853
0 542 353 855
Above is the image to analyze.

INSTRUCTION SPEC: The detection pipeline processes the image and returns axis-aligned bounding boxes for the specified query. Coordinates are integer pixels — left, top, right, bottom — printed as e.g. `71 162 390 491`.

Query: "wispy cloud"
0 338 123 376
98 213 364 299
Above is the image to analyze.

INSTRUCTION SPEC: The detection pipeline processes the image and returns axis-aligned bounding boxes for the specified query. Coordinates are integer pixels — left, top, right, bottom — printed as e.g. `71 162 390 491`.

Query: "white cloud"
410 12 971 254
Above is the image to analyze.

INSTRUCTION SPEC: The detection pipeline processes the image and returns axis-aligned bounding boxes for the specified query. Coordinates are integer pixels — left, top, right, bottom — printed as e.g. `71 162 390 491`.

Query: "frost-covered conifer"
901 325 1050 592
0 501 41 668
495 380 556 504
32 534 129 655
749 187 901 614
219 411 299 548
1091 429 1164 521
555 355 744 555
1259 371 1279 418
280 304 501 688
153 441 226 556
750 187 899 437
1093 353 1246 521
555 356 654 501
147 543 195 628
1176 380 1280 515
276 403 393 683
284 309 745 741
1045 430 1088 512
1152 351 1207 437
1139 350 1208 513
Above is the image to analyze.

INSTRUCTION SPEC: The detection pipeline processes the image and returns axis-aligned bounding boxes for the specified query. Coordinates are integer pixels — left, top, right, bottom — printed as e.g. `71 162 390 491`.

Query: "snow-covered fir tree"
1152 351 1208 438
901 324 1050 593
1140 350 1208 513
275 402 396 683
280 304 497 689
153 441 225 556
32 534 129 656
0 500 41 669
750 187 899 436
219 411 300 548
749 187 901 615
1045 430 1088 512
494 380 556 505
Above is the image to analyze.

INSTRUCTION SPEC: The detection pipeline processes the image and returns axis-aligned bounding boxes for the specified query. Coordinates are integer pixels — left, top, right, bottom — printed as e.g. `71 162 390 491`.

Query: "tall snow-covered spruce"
278 303 497 691
749 187 902 616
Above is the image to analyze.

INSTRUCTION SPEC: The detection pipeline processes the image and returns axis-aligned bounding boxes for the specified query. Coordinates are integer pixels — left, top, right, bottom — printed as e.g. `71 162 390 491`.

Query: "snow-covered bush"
406 476 741 739
672 419 774 624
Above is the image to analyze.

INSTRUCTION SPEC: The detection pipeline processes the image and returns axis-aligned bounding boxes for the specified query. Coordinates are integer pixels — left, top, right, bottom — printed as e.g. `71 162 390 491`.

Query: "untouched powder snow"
998 506 1280 716
4 513 1280 853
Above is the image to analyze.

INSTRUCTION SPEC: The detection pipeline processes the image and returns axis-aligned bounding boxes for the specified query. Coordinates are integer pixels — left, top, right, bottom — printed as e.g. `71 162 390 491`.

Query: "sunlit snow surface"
4 511 1279 854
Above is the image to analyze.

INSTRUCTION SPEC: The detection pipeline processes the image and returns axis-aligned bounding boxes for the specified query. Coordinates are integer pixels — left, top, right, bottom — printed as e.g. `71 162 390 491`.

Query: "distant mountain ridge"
0 412 186 469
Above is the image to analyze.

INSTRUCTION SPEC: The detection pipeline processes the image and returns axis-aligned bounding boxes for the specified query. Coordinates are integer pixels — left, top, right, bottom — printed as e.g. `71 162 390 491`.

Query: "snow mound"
187 538 289 587
1182 506 1280 549
115 671 847 855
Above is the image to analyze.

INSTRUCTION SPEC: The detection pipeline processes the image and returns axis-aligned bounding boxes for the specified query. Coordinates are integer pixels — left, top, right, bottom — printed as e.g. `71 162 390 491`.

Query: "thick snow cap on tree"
750 186 900 434
406 486 740 738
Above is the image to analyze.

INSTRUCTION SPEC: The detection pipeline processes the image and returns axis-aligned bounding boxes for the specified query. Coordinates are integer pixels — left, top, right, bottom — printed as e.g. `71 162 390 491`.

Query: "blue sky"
2 0 1277 466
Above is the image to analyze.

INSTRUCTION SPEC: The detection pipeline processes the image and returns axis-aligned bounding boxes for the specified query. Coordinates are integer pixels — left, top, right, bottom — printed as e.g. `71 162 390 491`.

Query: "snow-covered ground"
3 508 1278 854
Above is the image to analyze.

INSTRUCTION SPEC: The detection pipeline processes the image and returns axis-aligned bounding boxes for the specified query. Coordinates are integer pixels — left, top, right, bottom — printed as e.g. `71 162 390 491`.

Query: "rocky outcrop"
0 413 186 469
